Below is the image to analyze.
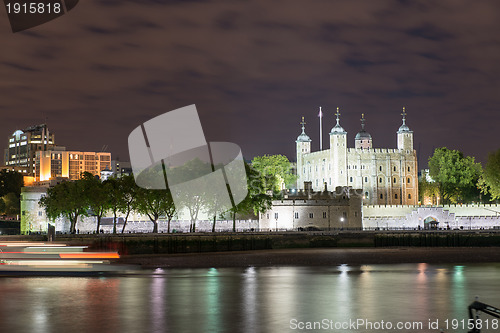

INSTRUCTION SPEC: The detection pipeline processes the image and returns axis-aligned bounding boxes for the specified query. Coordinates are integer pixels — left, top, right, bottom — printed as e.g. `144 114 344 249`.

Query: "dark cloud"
0 0 499 167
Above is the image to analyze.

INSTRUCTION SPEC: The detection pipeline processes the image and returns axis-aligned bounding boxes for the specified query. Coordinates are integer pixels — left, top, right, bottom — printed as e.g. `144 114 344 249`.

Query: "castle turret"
397 107 413 151
355 113 372 149
296 117 311 189
329 108 348 187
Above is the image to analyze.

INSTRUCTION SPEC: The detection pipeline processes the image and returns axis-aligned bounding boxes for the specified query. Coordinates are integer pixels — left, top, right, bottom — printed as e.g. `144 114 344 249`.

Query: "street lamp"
340 217 345 230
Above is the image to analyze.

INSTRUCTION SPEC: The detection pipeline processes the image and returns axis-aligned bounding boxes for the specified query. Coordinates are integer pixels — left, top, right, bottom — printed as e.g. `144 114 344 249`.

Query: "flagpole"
319 106 323 150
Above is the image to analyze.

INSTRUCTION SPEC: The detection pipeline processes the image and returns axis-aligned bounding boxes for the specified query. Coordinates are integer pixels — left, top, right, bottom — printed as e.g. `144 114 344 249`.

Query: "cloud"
0 0 498 164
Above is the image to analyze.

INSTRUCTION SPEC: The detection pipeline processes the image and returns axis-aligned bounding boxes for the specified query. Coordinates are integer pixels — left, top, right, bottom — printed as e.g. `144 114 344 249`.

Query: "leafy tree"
168 158 211 232
228 162 272 231
134 187 173 233
39 179 89 234
418 176 439 204
0 198 5 214
2 192 19 215
81 172 111 234
251 154 296 192
479 148 500 201
0 170 24 198
119 175 139 233
428 147 482 204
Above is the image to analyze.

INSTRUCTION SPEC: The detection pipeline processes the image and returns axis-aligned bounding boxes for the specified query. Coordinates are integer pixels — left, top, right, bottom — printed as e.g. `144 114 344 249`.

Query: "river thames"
1 263 500 333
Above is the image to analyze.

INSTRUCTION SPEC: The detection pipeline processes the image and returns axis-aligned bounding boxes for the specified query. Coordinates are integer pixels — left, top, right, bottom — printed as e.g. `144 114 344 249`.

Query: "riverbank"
118 247 500 268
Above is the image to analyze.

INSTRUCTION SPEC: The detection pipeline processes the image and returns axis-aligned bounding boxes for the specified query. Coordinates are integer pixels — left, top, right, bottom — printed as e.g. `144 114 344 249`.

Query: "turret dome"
296 117 311 142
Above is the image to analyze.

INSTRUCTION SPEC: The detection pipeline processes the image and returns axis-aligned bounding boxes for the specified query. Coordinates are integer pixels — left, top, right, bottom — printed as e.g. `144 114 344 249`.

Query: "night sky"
1 0 499 168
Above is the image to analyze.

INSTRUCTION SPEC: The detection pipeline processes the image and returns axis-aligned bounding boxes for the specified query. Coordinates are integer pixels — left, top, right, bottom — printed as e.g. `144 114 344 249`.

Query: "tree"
168 158 212 232
428 147 482 204
0 169 24 198
479 148 500 201
119 175 139 233
1 192 19 215
418 176 440 204
134 187 173 233
81 172 111 234
39 179 89 234
0 170 24 215
251 154 297 193
228 162 272 231
0 198 5 214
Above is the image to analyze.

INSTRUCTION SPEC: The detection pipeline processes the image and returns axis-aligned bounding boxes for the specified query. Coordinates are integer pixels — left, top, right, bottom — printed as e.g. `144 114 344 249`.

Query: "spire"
398 107 411 133
330 107 346 135
360 113 366 131
297 116 311 142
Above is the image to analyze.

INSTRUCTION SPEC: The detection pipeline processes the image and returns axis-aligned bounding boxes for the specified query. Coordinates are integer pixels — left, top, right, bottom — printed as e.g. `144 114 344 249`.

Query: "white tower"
329 108 348 187
397 107 413 151
296 117 311 189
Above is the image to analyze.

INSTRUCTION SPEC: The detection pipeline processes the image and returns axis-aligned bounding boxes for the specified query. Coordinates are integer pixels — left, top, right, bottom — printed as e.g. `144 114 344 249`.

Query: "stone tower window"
408 194 411 199
395 193 398 199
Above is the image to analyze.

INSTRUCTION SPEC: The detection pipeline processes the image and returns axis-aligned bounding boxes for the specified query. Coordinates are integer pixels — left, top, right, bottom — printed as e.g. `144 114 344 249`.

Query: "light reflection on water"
1 264 500 333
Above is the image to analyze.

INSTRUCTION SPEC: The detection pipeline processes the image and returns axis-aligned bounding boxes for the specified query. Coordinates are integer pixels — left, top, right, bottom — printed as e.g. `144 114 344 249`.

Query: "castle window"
267 214 269 219
408 166 411 172
393 166 396 172
393 177 397 183
364 177 368 182
323 212 327 218
274 213 278 219
407 178 411 184
294 212 299 219
379 166 382 171
380 194 383 199
395 193 398 199
309 213 314 218
365 191 369 198
379 178 382 183
408 194 411 199
350 177 353 182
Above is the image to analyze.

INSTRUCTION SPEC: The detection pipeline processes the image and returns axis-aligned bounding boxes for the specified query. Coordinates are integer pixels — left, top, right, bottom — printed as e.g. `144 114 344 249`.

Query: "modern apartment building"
4 124 57 175
35 150 111 181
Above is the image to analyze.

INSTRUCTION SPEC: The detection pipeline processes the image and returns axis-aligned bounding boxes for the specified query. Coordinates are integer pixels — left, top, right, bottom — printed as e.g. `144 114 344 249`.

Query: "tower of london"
296 108 418 205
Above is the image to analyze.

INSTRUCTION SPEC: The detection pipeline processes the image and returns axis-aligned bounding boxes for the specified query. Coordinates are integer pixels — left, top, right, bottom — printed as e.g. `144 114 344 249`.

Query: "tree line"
420 147 500 204
38 155 296 234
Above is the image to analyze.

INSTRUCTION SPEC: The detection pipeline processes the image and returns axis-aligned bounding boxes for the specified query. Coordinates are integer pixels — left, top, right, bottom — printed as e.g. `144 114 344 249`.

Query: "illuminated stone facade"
297 108 418 206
